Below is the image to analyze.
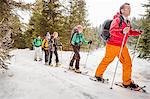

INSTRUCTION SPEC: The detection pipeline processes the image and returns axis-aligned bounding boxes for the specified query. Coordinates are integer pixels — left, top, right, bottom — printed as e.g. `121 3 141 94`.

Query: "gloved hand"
79 42 83 45
139 30 144 34
74 42 78 45
42 48 44 51
88 40 92 44
53 44 57 47
123 27 130 34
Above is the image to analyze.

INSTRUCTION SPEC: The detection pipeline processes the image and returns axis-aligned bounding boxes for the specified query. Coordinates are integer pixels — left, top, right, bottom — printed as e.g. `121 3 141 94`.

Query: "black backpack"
100 16 124 41
70 28 79 44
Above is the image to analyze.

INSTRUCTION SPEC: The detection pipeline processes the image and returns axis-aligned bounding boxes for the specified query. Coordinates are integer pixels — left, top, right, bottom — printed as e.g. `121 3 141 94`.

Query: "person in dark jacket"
42 32 50 65
48 32 62 67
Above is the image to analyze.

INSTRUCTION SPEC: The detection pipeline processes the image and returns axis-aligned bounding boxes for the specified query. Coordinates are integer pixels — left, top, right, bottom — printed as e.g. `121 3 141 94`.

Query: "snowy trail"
0 49 150 99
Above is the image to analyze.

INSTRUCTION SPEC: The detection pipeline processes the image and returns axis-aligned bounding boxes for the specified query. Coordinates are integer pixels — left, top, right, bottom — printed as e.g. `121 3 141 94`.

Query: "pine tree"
138 0 150 59
0 0 31 68
63 0 90 50
68 0 89 30
127 17 142 48
26 0 90 51
26 0 64 49
42 0 62 33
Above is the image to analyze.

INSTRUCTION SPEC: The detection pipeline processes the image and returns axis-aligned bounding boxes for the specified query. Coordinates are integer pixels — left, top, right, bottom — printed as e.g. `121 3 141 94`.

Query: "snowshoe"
55 63 61 67
68 66 75 71
63 67 88 75
45 62 48 65
115 82 147 93
49 64 53 67
75 69 82 73
39 58 42 61
89 76 109 83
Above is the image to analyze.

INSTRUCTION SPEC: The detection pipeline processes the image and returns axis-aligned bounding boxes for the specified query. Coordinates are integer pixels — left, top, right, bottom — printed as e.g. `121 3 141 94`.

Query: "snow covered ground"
0 48 150 99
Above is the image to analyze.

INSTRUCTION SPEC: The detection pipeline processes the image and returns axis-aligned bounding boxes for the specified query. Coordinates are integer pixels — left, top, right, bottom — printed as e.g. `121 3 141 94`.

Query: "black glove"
53 44 56 46
74 42 78 45
42 48 44 51
88 40 92 44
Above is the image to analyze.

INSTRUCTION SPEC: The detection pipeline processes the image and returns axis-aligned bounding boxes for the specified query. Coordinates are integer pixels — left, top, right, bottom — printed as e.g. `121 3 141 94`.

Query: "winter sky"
18 0 147 27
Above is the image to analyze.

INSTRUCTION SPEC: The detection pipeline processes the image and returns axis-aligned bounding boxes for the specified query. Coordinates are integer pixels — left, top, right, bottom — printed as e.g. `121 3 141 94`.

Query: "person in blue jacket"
33 34 42 61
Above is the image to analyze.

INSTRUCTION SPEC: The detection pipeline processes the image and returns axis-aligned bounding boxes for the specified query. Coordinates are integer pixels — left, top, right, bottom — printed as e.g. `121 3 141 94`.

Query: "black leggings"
44 50 49 63
49 50 59 65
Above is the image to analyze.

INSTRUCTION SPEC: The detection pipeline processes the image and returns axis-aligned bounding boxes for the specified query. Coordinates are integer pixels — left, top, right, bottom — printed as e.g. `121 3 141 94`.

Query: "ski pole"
60 43 63 64
67 51 74 67
41 47 43 63
84 44 91 68
110 33 127 89
69 52 74 60
131 35 141 62
68 45 74 66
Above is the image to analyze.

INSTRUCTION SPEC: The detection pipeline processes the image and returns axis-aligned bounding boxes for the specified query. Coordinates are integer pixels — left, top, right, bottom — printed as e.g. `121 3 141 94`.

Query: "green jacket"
33 38 42 47
71 33 88 46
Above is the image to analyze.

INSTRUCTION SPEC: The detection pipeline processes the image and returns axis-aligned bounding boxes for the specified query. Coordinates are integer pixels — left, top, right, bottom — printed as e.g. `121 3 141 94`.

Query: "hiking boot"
123 81 139 89
55 63 61 67
69 66 75 70
45 62 48 65
2 65 9 70
49 64 53 67
39 58 42 61
75 69 81 73
95 76 104 81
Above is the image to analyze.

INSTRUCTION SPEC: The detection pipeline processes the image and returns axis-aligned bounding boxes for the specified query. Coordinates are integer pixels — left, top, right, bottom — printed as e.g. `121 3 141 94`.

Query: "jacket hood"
113 12 121 19
46 32 50 40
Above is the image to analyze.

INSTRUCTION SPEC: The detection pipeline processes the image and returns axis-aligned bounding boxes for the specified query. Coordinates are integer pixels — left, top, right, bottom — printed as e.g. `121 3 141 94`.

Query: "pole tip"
110 87 113 89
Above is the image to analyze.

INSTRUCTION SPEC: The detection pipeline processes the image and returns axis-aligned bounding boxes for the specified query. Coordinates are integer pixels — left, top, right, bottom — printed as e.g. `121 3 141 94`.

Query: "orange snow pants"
95 44 132 85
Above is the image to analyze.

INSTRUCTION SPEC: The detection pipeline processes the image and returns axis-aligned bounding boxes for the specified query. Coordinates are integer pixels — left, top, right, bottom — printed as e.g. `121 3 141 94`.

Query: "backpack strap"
36 38 37 42
35 38 42 43
43 39 47 48
70 32 77 44
70 28 78 43
119 15 124 27
33 38 37 46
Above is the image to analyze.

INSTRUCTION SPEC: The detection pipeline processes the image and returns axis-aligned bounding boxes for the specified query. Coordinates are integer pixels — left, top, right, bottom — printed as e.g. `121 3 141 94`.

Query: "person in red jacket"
95 3 144 88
